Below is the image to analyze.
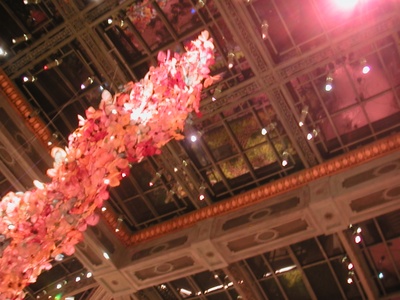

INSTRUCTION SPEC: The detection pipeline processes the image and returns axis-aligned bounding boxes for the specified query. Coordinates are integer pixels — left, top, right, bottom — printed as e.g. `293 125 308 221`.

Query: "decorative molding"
128 133 400 245
0 70 52 149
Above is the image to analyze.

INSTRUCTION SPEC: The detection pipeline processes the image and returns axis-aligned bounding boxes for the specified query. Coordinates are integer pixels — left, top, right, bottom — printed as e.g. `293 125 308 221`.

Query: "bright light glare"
334 0 359 10
325 83 333 92
281 159 288 167
347 277 353 284
354 235 362 244
362 65 370 74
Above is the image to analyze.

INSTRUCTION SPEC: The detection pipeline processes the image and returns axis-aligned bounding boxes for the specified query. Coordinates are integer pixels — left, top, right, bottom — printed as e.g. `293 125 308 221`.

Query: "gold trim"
128 133 400 245
0 69 52 149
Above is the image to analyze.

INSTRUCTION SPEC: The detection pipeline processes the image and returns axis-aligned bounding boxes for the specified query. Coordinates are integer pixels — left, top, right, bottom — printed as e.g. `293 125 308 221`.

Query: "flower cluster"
0 31 215 299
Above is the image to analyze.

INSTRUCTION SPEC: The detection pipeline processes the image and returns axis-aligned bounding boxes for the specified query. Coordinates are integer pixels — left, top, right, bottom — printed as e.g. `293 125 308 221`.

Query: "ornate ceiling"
1 0 400 299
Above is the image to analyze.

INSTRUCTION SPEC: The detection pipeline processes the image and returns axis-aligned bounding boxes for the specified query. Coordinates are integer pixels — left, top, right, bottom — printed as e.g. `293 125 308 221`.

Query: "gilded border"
0 69 52 149
128 133 400 245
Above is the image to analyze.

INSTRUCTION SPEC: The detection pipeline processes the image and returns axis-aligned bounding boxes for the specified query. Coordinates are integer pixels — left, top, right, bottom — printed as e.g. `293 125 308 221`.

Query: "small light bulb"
347 277 353 284
261 128 267 135
362 65 370 74
348 263 354 270
354 235 362 244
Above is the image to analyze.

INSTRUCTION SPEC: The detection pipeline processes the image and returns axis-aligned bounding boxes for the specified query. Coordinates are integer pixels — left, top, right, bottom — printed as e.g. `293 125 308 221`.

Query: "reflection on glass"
278 269 312 300
219 156 248 179
161 0 201 35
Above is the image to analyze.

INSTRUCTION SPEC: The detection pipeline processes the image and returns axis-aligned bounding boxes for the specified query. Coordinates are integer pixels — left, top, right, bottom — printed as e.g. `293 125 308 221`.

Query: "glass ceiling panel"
161 0 201 36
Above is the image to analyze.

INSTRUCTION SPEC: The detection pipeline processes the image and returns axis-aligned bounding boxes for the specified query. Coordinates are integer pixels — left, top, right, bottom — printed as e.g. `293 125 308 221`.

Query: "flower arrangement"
0 31 215 299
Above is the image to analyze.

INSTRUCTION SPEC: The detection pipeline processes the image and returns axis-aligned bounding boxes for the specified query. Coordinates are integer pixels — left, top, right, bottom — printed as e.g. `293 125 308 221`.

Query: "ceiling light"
261 122 276 135
24 0 41 3
378 272 384 279
227 51 235 69
275 265 296 274
0 47 7 57
43 59 62 70
86 272 92 278
307 128 320 141
12 34 32 45
354 234 362 244
261 20 269 39
281 151 289 167
103 252 110 260
298 105 308 127
149 171 162 187
212 84 223 101
325 73 333 91
22 75 37 83
101 206 107 212
75 276 81 282
333 0 359 10
80 76 94 89
360 58 370 74
347 263 354 270
179 288 192 296
115 216 123 232
165 189 175 204
56 283 62 289
347 277 353 284
54 253 64 261
198 184 206 201
196 0 206 9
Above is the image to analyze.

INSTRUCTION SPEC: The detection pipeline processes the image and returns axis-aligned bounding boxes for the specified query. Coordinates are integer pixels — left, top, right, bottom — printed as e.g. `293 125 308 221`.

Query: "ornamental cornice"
127 133 400 245
0 69 52 149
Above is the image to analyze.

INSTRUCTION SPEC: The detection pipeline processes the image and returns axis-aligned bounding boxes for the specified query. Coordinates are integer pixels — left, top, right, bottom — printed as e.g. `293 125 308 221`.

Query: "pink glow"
333 0 359 10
